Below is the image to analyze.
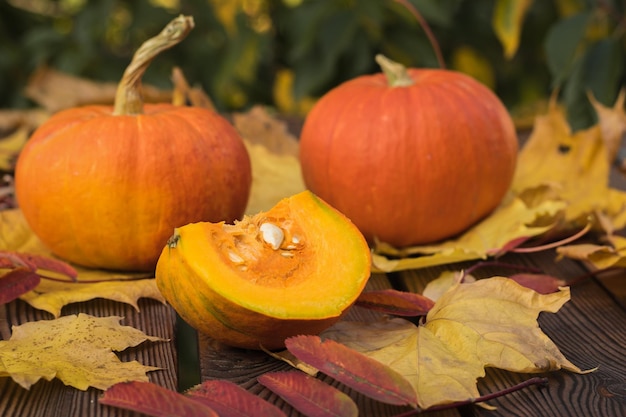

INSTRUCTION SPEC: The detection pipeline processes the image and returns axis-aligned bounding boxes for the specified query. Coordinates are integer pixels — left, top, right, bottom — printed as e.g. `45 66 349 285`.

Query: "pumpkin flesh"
299 68 518 247
155 191 371 350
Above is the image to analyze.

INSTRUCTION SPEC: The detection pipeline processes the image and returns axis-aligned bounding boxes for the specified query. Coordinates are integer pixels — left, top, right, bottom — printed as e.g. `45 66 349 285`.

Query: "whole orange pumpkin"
299 55 518 247
14 16 252 271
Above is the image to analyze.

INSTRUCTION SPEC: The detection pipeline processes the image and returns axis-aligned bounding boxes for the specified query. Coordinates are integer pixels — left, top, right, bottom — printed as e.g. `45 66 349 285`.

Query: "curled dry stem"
114 15 195 116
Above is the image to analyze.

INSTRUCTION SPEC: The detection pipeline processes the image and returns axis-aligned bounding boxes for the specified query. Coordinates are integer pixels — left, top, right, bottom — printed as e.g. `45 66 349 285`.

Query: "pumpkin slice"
155 190 371 350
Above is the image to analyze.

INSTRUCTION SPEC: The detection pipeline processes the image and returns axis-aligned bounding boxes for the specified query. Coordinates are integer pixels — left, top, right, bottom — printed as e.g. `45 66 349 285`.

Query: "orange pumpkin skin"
299 68 518 247
15 103 251 271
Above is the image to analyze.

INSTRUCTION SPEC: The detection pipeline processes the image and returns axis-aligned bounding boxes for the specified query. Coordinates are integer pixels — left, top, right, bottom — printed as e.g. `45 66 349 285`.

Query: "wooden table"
2 167 626 417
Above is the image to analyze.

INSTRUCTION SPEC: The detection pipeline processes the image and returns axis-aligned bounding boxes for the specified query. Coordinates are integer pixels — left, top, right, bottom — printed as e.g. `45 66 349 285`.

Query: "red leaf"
186 380 286 417
356 289 434 316
0 268 41 304
258 371 358 417
0 251 77 281
285 335 418 408
100 381 219 417
509 273 567 294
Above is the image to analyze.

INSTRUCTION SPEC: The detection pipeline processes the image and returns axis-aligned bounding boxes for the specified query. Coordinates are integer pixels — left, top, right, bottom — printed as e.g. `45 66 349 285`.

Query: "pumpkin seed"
260 222 284 250
227 250 245 264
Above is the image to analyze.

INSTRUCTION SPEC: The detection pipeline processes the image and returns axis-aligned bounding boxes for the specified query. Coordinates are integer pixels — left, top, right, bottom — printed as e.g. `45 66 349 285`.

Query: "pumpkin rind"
155 190 371 350
15 104 251 271
299 67 518 247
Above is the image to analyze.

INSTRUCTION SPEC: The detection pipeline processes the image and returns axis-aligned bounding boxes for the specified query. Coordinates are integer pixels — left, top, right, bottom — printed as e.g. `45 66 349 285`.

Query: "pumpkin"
14 16 251 271
299 55 518 247
155 190 371 350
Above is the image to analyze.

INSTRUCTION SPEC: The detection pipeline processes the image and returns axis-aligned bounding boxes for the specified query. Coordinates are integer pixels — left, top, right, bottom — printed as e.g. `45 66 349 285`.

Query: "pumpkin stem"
113 15 195 116
375 54 415 88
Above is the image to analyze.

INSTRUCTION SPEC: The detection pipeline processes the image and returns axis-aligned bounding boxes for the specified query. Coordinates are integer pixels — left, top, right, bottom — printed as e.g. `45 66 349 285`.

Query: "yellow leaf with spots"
20 278 165 318
0 314 164 390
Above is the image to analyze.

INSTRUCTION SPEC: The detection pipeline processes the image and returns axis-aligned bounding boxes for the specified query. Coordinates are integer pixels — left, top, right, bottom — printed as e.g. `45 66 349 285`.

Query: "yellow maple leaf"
372 197 565 272
0 314 164 390
19 279 165 318
512 100 626 229
323 277 585 409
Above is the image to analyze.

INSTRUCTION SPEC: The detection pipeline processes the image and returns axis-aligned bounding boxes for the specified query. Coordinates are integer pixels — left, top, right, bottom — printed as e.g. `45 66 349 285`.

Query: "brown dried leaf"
187 379 286 417
258 371 358 417
25 66 171 113
101 381 219 417
285 335 418 408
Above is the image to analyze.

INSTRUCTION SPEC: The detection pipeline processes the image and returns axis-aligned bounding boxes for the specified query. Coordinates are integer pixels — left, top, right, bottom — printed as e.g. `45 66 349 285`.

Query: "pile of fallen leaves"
1 65 625 416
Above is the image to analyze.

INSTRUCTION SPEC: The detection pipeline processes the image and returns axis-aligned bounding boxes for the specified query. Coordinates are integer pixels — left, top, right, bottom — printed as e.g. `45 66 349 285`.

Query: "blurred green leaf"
544 12 591 85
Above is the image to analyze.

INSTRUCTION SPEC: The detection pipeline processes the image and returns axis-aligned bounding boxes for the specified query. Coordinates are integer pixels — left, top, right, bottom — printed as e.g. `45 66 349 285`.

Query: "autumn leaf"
0 314 164 390
426 278 583 374
285 335 419 408
512 99 626 230
0 268 41 304
19 278 165 318
0 126 29 171
372 197 565 272
187 379 287 417
101 381 219 417
356 289 435 317
233 106 306 215
422 270 474 302
258 371 358 417
588 88 626 163
322 277 585 410
508 273 567 294
492 0 533 59
557 234 626 270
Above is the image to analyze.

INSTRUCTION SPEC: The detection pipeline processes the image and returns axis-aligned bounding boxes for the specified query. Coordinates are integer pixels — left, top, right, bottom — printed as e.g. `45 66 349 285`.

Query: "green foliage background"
0 0 624 130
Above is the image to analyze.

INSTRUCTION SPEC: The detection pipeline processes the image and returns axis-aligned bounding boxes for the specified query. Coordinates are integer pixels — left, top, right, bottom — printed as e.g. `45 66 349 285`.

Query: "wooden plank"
198 273 462 417
0 298 178 417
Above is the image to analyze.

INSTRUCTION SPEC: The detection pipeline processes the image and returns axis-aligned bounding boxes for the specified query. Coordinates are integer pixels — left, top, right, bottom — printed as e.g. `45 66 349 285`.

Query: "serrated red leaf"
100 381 219 417
285 335 418 408
258 371 358 417
186 380 286 417
0 267 41 304
0 251 77 281
356 289 434 316
509 273 567 294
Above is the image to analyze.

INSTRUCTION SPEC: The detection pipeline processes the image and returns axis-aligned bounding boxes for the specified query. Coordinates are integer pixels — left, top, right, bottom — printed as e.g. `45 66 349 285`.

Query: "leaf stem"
511 223 591 253
463 260 543 278
391 377 549 416
392 0 446 69
113 15 194 116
